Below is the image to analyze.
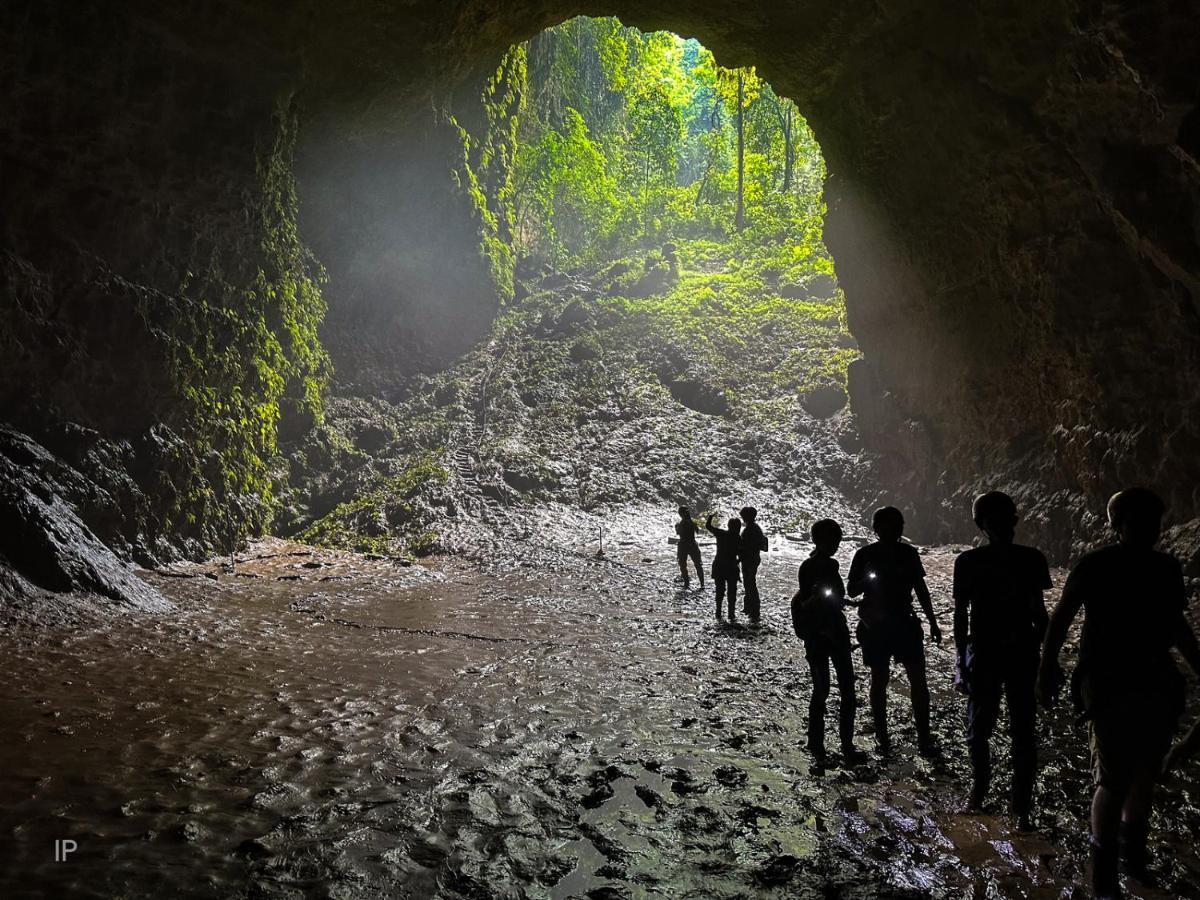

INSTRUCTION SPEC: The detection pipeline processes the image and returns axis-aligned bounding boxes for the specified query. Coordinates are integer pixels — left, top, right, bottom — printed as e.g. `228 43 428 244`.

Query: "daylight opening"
287 17 861 559
506 16 855 415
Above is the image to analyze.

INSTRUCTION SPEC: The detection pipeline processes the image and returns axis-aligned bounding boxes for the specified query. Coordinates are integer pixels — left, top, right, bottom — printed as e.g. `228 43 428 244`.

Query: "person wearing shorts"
848 506 942 754
1039 488 1200 898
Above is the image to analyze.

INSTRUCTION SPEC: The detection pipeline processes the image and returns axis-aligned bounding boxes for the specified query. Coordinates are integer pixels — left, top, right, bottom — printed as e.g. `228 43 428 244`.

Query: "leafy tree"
509 16 828 267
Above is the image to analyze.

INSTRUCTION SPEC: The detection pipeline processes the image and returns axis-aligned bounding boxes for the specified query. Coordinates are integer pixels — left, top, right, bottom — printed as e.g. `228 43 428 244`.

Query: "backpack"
790 588 821 640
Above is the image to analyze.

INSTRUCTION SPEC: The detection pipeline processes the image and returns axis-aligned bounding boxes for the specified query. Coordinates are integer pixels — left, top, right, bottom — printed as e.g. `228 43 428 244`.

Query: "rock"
557 300 591 330
1164 518 1200 577
4 0 1199 567
630 266 676 298
569 339 600 362
801 385 848 419
805 273 838 300
502 470 545 493
779 273 838 300
0 429 169 615
663 378 729 417
352 422 394 454
835 331 858 349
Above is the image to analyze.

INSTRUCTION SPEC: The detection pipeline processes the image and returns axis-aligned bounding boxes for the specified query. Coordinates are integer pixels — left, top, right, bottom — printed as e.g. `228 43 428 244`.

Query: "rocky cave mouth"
2 1 1199 896
279 16 865 565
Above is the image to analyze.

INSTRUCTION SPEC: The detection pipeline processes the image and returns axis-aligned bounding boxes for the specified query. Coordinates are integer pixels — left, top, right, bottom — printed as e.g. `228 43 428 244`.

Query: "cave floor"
1 523 1198 899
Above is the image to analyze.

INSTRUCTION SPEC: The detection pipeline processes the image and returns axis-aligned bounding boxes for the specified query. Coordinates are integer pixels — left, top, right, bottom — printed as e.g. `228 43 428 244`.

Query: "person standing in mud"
952 492 1051 831
739 506 768 623
847 506 942 754
706 512 742 622
793 518 866 764
675 506 704 590
1037 488 1200 898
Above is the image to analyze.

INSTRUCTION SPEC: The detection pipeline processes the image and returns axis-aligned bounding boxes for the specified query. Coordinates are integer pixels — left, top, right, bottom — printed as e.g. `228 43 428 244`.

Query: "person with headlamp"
848 505 942 754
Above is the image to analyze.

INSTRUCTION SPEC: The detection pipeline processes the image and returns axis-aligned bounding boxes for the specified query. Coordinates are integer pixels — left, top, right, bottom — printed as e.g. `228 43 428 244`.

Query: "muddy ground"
4 516 1200 899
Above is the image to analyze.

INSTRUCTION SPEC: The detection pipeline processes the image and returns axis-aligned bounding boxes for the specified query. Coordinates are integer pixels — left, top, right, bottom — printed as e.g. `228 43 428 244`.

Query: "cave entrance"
293 18 861 559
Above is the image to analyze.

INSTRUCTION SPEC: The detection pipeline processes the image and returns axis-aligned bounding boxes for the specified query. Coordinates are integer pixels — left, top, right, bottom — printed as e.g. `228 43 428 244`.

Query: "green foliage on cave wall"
143 97 330 537
449 45 528 305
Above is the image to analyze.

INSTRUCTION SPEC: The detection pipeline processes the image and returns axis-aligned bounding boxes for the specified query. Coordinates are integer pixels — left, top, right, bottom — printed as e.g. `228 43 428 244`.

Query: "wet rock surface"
3 532 1199 898
0 428 169 623
283 257 866 563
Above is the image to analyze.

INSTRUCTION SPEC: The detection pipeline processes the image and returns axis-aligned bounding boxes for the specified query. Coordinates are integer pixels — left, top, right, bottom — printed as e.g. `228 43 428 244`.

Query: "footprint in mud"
633 784 664 810
678 803 726 835
580 764 637 809
663 767 705 797
581 782 615 809
577 821 632 864
713 764 748 788
249 782 303 811
405 837 450 872
584 887 632 900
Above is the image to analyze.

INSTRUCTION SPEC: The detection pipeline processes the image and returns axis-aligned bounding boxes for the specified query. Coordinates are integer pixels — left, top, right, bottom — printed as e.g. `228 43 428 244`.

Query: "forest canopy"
510 17 829 270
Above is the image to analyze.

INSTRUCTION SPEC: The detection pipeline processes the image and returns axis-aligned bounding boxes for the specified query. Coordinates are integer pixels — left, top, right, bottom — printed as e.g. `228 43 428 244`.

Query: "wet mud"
2 528 1199 898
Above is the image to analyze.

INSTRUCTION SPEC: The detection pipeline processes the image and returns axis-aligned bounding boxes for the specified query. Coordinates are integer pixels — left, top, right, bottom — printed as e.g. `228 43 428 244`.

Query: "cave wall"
2 0 1198 590
0 1 327 571
813 0 1200 560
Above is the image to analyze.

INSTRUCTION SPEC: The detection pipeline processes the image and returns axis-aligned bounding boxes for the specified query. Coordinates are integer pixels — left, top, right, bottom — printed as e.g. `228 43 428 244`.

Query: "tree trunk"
782 105 793 193
735 69 745 231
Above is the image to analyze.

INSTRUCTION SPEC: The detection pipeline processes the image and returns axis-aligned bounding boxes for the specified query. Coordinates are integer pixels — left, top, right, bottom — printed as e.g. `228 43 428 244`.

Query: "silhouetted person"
848 506 942 754
793 518 865 764
706 513 742 621
739 506 768 623
1038 488 1200 898
953 491 1051 831
675 506 704 589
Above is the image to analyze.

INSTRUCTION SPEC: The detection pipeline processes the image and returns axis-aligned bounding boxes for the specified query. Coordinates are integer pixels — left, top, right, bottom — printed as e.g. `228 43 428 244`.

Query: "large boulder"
0 429 169 617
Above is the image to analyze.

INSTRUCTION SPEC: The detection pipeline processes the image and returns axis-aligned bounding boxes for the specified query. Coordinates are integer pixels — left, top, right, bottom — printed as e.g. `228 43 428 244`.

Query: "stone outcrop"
0 428 169 620
2 0 1198 582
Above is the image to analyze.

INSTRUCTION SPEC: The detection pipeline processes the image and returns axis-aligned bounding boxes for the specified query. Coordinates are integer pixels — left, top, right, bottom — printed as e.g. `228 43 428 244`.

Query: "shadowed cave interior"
1 1 1200 897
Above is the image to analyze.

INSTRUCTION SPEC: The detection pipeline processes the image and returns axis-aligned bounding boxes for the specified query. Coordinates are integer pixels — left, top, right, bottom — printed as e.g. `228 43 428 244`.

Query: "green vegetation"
450 45 527 305
148 100 330 541
294 19 858 554
604 243 852 397
511 17 827 270
298 452 448 556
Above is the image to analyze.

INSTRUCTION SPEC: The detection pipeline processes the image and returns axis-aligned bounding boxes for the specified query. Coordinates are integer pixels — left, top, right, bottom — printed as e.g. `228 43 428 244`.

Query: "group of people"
673 488 1200 900
674 504 768 622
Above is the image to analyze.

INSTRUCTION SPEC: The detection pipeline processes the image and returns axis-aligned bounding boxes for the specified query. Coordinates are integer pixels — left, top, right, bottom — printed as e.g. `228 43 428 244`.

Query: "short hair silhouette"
1107 487 1165 528
740 506 757 522
728 518 742 533
871 506 904 532
972 491 1017 527
678 505 691 518
811 518 842 543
